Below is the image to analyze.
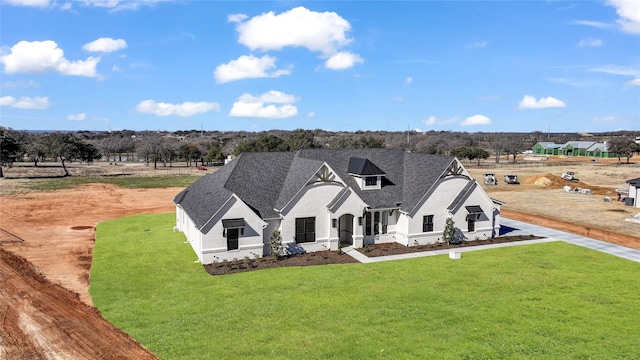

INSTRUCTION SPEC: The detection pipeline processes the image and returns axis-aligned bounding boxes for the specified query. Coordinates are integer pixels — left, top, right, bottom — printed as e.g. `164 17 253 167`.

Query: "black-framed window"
365 176 378 187
467 218 476 232
365 212 372 236
423 215 434 232
226 228 239 250
295 217 316 243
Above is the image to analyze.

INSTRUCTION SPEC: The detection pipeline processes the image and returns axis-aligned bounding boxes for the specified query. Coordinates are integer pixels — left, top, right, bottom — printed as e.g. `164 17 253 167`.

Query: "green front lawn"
91 213 640 359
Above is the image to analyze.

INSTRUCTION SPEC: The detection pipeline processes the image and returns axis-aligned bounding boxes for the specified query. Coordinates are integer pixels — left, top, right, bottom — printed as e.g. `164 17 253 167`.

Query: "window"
226 228 239 250
365 212 372 236
365 176 378 186
295 217 316 243
423 215 434 232
468 218 476 232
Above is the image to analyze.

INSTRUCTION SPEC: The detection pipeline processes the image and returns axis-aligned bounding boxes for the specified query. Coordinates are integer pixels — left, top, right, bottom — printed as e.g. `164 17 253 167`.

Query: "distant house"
627 178 640 208
174 148 503 263
532 142 562 155
532 141 617 158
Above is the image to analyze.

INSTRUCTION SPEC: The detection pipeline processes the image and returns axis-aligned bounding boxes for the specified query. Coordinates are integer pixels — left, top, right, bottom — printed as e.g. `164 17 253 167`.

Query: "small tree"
443 216 456 245
269 230 283 259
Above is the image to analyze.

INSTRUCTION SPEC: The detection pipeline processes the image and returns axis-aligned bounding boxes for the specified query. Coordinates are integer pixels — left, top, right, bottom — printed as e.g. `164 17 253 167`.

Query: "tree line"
1 127 638 178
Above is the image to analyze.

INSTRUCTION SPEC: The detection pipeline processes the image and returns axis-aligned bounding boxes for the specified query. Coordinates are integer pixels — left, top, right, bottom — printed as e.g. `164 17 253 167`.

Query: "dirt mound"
520 173 614 196
0 248 158 360
522 173 579 187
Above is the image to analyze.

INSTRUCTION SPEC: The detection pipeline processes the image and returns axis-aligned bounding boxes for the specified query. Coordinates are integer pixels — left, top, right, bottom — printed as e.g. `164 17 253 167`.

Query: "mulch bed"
359 235 542 257
203 235 542 275
204 250 359 275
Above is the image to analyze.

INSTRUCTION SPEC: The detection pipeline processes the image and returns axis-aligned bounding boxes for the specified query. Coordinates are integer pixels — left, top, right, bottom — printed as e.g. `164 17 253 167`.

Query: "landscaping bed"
204 235 541 275
359 234 542 257
204 250 359 275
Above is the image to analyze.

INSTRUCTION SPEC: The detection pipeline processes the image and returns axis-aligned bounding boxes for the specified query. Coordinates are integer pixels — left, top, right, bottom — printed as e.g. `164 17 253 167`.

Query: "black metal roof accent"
465 205 483 214
347 157 386 176
222 218 246 228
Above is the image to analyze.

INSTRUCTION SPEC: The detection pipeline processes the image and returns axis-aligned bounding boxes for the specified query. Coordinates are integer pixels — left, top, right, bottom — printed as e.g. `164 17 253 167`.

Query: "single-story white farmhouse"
174 148 504 263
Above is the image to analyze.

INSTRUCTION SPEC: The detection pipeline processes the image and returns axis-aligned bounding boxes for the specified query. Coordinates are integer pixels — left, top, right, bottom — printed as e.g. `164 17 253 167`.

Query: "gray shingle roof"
174 148 458 223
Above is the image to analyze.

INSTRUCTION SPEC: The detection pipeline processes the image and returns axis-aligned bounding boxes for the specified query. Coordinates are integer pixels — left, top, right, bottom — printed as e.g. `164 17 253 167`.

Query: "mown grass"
22 175 201 191
91 213 640 360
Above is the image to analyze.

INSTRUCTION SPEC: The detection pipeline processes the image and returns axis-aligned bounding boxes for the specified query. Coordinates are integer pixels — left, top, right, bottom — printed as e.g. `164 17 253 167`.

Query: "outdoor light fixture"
358 217 363 225
332 219 337 228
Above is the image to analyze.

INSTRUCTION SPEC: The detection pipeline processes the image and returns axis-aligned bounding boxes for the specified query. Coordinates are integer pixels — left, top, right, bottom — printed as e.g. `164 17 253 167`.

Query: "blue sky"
1 0 639 133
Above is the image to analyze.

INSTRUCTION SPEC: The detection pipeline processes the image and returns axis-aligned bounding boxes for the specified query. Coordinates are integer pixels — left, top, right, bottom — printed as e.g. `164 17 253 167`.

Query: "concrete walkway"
344 217 640 264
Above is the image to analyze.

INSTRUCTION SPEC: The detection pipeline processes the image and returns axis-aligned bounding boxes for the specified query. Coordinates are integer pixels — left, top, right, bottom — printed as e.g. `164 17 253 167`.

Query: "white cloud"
626 78 640 86
590 64 640 77
83 37 127 53
4 0 49 7
570 20 614 30
467 41 488 48
239 90 296 104
134 99 220 117
67 113 86 121
0 96 50 109
423 116 459 126
577 37 603 47
518 95 567 109
214 55 290 83
461 114 492 126
80 0 167 12
1 80 40 89
590 65 640 85
234 7 352 55
325 51 363 70
229 90 298 119
607 0 640 34
60 2 72 10
405 77 413 84
0 40 99 77
227 13 248 23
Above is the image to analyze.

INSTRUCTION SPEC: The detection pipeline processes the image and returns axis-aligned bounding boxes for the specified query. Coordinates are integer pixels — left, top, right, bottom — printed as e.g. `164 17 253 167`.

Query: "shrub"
443 217 456 244
270 230 283 259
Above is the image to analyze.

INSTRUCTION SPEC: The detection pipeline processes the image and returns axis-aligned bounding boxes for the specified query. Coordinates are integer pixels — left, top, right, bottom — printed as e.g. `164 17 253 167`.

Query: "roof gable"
347 157 386 176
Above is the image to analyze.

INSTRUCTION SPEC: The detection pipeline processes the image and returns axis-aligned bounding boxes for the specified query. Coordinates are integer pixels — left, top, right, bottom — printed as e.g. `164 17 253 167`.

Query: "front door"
339 214 354 246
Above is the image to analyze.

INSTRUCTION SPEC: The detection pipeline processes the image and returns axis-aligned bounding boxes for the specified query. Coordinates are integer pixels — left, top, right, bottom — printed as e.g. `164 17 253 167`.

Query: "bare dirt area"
467 156 640 250
1 182 181 360
1 156 639 359
0 249 157 360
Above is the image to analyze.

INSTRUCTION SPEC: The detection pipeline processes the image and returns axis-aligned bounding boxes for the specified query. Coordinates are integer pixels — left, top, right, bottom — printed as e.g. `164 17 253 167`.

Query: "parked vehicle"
197 165 207 170
504 174 519 184
561 171 578 181
483 173 498 185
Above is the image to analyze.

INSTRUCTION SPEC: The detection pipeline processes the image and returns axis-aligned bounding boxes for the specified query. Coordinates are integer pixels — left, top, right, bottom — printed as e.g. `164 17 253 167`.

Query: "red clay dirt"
1 184 180 360
1 182 639 359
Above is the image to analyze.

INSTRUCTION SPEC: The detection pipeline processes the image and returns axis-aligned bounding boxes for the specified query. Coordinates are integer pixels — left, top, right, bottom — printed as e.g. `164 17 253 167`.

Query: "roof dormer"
348 157 385 190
